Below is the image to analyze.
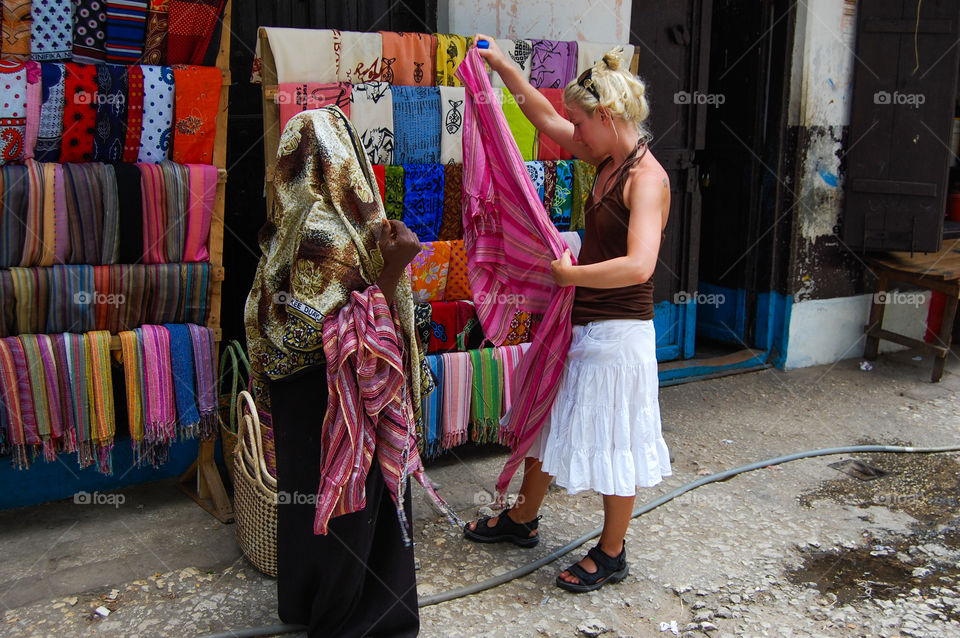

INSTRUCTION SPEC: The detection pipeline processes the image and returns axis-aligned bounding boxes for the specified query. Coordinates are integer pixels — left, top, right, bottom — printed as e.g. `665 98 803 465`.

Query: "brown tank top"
571 142 657 325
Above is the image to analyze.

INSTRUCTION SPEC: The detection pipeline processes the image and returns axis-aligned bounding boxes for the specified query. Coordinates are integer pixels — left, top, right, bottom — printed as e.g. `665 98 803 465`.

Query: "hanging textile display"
118 328 146 460
99 162 120 264
141 0 167 64
401 163 444 242
552 159 574 230
570 159 596 232
0 335 40 467
29 0 74 61
187 322 217 439
493 343 530 417
438 163 462 241
93 62 128 162
1 0 31 61
541 159 556 213
500 87 536 161
490 39 532 89
525 160 545 201
0 271 14 336
182 163 216 261
164 323 199 437
0 165 27 267
166 0 224 65
379 31 435 87
138 64 174 163
443 240 471 301
104 0 148 64
114 162 143 262
138 161 167 263
391 86 440 164
171 64 221 164
18 160 46 266
62 162 104 264
331 29 382 84
0 60 27 164
60 62 98 162
384 164 404 221
438 85 464 164
254 27 335 84
86 329 115 474
46 265 95 333
36 62 64 161
23 61 41 159
160 159 189 262
139 324 176 465
434 33 469 87
73 0 108 62
19 333 60 460
529 39 578 89
408 241 450 303
468 348 501 444
349 81 393 165
421 354 443 459
440 351 471 449
277 82 350 133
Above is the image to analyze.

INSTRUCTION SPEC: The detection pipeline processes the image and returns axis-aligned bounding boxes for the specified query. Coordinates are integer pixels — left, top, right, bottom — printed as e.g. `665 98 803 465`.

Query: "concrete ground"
1 346 959 638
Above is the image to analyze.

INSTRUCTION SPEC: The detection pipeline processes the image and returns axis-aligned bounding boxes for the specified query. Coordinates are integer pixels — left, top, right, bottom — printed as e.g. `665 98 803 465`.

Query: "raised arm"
473 35 602 164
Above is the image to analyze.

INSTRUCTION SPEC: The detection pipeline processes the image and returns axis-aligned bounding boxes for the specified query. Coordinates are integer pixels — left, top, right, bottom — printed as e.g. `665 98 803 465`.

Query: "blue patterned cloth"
93 64 128 162
392 86 441 164
552 159 574 231
525 161 545 201
36 64 65 162
422 354 444 458
402 163 445 242
105 0 148 63
164 323 200 436
138 65 174 163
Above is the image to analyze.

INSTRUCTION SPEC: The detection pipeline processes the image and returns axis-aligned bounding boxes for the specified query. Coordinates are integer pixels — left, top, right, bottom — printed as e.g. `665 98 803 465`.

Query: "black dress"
270 366 420 637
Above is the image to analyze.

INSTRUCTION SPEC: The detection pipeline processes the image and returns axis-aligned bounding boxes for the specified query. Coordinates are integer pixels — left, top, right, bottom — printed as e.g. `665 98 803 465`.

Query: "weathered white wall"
785 292 931 369
440 0 631 42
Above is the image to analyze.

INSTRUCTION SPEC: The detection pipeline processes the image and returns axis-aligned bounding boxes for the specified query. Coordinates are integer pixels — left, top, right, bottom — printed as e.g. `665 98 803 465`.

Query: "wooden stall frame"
177 0 234 523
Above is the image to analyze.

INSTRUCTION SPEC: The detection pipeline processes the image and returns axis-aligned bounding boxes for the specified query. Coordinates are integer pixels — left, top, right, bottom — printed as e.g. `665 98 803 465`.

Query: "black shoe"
463 508 541 548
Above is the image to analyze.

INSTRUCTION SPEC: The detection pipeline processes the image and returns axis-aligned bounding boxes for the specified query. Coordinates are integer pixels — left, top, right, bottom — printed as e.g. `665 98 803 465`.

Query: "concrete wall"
783 0 931 368
439 0 631 42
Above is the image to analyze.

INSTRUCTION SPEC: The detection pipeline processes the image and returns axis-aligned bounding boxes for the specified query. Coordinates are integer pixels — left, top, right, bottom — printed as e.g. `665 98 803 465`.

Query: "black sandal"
463 508 541 548
556 542 629 593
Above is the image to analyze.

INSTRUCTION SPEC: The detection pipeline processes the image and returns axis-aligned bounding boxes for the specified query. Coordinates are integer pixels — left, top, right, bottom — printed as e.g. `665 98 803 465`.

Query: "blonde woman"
463 35 672 593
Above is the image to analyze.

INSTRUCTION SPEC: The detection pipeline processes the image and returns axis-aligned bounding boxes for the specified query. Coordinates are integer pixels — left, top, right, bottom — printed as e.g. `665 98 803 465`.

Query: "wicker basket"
232 390 278 577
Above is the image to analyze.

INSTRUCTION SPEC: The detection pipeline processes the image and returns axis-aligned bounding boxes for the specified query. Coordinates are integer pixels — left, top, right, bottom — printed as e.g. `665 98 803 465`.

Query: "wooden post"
178 0 234 524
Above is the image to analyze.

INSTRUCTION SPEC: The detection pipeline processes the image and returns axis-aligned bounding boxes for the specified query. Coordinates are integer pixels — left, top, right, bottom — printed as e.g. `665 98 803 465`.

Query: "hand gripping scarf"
29 0 74 61
0 60 27 164
141 0 168 64
171 64 221 164
73 0 108 62
244 106 429 423
379 31 435 86
276 82 350 133
36 62 64 161
456 48 575 502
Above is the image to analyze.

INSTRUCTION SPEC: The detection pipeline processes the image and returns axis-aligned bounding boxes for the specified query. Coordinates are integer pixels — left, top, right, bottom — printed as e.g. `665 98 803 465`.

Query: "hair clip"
577 68 601 101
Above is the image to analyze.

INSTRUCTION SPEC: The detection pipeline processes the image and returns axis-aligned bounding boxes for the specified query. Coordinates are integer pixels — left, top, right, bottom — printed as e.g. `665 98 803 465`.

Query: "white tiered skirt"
531 319 672 496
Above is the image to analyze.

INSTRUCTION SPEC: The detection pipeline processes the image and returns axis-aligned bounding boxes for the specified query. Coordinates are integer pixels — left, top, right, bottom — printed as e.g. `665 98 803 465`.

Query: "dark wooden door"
844 0 960 253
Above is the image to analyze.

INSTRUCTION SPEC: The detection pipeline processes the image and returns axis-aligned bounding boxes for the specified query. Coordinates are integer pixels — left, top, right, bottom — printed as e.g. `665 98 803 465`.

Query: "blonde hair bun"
564 46 650 138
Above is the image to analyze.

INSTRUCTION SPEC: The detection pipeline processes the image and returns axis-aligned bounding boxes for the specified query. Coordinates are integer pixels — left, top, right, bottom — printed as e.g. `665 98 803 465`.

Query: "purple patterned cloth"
529 39 578 89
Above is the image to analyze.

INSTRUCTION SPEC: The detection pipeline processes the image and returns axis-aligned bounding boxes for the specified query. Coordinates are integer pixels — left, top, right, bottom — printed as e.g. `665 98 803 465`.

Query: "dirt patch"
797 448 960 525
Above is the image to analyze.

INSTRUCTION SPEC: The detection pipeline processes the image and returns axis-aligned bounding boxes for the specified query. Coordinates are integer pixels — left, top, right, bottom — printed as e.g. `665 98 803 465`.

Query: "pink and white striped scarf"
493 342 530 417
456 48 576 501
439 351 472 449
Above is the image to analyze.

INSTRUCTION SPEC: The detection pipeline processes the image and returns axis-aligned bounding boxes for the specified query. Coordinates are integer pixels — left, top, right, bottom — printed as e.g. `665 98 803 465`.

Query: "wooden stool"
864 239 960 382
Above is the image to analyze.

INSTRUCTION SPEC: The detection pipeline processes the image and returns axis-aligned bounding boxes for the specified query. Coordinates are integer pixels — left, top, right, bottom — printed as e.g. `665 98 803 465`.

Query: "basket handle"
237 390 278 490
219 341 250 433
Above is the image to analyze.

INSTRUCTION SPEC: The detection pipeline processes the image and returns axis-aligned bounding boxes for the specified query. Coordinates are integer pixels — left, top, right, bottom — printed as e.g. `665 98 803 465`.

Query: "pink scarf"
456 48 575 502
183 164 217 261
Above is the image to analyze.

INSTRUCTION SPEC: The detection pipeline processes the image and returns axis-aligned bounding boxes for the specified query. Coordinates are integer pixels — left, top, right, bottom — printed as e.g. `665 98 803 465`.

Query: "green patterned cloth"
469 348 502 445
385 164 405 220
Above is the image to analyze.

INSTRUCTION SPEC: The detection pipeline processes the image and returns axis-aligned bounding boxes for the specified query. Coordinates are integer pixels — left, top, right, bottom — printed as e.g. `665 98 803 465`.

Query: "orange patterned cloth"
409 241 450 303
379 31 435 86
443 239 471 301
1 0 30 62
123 65 144 163
171 65 221 164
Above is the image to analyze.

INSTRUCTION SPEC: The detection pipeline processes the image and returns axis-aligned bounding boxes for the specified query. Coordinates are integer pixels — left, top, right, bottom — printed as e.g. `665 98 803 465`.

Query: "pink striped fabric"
439 351 472 449
139 163 168 264
23 62 41 159
493 342 530 417
183 164 217 262
456 48 576 500
317 286 457 541
140 325 176 448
